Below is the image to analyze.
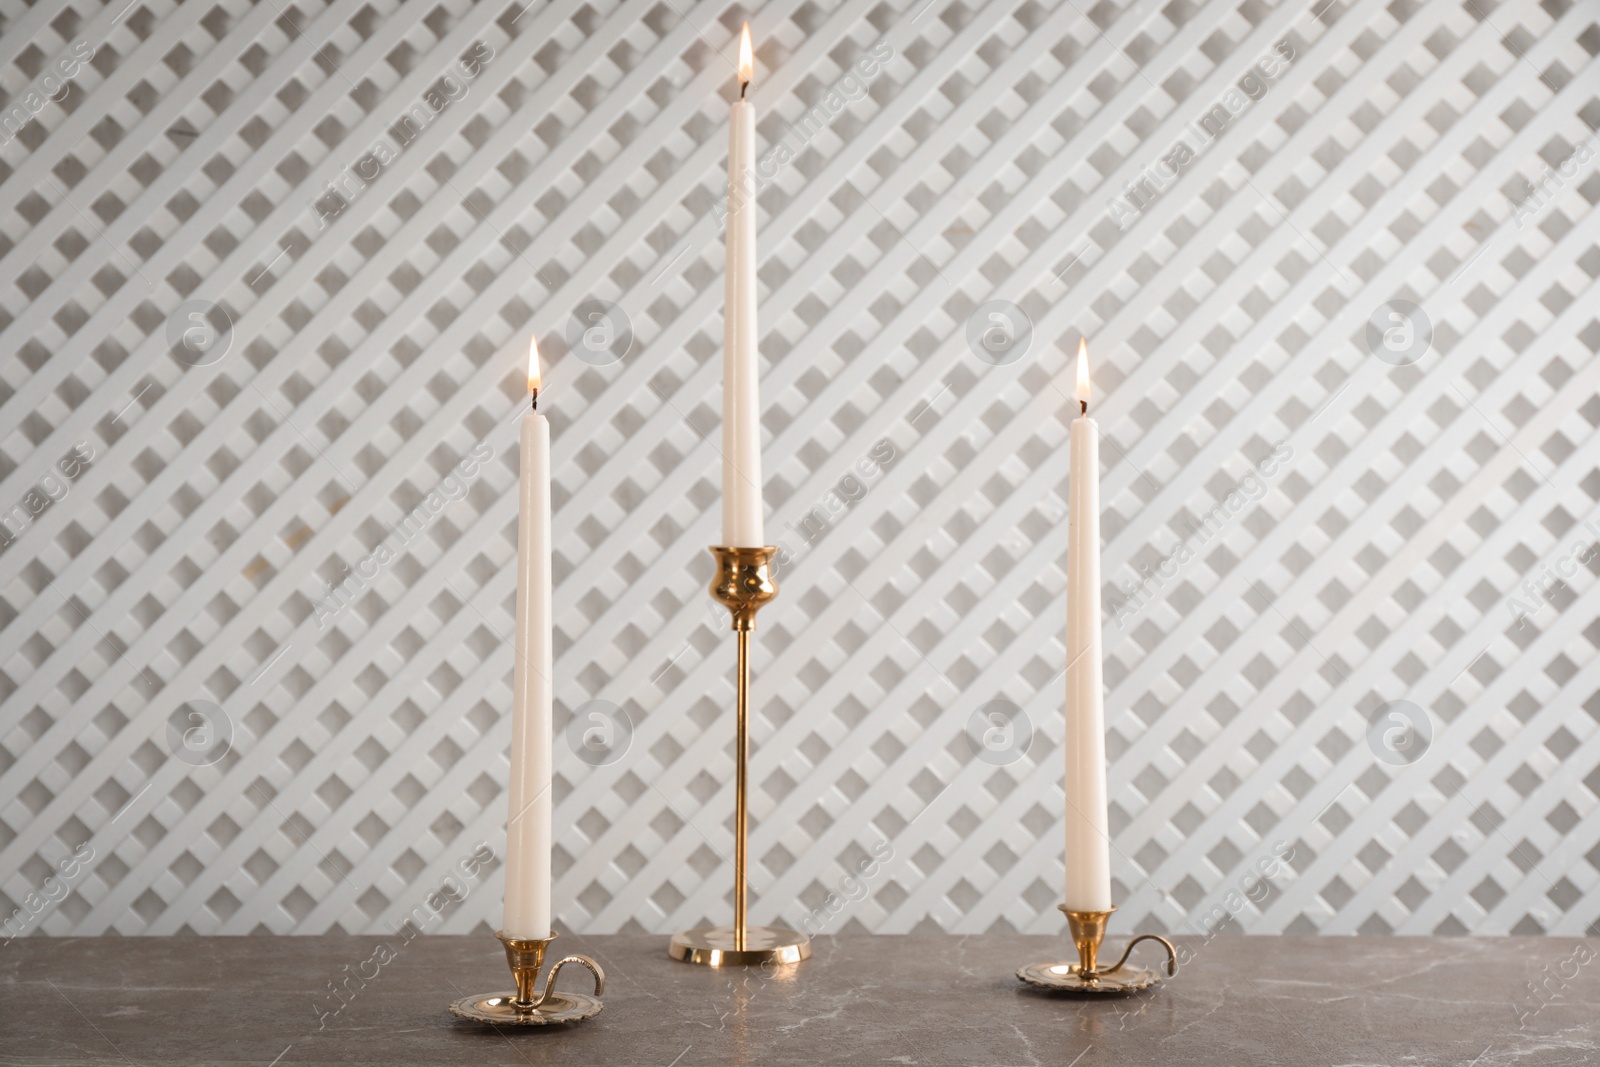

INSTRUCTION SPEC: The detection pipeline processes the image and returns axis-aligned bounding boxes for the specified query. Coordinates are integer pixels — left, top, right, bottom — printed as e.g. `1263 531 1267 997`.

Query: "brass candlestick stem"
450 932 605 1024
669 546 811 967
1017 905 1178 995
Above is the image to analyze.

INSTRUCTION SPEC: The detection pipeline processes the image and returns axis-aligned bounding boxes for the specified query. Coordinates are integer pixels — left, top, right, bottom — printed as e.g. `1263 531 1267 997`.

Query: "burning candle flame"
528 334 541 395
1074 338 1090 406
738 24 753 87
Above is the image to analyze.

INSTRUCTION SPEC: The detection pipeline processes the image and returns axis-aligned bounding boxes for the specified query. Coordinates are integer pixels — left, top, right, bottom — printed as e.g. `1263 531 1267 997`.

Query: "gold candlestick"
450 931 605 1024
668 546 811 967
1017 905 1178 994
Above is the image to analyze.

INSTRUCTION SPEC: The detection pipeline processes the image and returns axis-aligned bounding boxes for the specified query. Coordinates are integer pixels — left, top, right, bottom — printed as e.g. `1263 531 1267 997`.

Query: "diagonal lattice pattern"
0 0 1598 943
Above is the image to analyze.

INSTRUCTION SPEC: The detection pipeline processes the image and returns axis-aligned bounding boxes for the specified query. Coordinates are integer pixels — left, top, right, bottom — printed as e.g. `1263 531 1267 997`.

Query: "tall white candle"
1064 339 1112 912
503 336 553 939
721 24 764 548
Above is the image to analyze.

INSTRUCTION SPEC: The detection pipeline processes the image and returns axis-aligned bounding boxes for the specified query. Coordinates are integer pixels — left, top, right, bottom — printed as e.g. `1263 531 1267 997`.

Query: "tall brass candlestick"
668 546 810 967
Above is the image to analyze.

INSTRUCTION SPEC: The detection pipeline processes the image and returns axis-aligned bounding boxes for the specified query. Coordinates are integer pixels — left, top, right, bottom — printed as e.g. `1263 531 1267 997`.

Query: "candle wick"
1080 400 1087 415
530 390 539 412
740 80 748 99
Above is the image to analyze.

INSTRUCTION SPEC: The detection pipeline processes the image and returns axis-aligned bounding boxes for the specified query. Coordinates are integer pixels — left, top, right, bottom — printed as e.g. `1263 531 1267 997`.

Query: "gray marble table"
2 934 1595 1065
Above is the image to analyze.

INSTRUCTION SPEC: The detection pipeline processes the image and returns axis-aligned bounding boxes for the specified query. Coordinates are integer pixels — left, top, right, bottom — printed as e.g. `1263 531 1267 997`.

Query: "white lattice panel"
1 0 1598 943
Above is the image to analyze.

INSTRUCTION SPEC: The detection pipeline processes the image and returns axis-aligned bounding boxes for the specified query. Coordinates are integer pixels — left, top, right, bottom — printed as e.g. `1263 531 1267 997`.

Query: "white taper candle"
721 24 764 548
1065 339 1112 912
503 337 553 939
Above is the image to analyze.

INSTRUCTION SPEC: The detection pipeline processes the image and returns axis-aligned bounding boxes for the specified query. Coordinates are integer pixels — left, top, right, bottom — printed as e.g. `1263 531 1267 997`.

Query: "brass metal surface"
1016 904 1178 996
449 931 605 1024
668 925 812 967
1066 907 1114 977
669 547 809 966
448 989 605 1025
1015 959 1163 994
707 545 778 632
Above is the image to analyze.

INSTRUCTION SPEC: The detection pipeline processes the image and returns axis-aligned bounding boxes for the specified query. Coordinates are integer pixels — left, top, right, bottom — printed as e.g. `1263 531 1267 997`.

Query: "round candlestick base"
1016 959 1163 994
668 925 811 967
449 989 604 1025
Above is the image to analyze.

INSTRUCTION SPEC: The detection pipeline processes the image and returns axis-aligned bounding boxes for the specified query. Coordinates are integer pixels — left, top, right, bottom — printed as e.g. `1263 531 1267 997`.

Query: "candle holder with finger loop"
1017 905 1178 994
668 546 811 967
450 931 605 1024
